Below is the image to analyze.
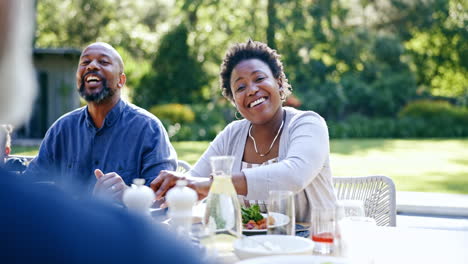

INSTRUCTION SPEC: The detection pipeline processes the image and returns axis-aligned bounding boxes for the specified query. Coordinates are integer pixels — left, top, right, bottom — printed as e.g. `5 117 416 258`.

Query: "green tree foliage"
36 0 116 48
271 0 418 119
134 23 208 108
149 104 195 125
404 0 468 101
36 0 173 57
34 0 467 139
35 0 175 94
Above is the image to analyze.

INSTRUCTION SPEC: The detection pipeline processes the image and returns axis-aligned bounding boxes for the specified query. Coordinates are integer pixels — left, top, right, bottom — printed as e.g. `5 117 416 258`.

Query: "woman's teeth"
249 97 266 108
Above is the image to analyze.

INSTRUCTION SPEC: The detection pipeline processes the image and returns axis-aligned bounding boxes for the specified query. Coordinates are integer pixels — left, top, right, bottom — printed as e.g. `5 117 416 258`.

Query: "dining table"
217 225 468 264
164 202 468 263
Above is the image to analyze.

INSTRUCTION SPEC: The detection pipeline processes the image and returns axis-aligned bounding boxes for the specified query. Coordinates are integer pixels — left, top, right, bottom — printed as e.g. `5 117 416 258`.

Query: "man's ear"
117 73 126 88
5 146 10 156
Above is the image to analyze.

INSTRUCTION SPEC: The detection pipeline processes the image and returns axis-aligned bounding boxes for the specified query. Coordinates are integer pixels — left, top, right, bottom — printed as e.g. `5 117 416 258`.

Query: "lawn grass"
329 139 468 194
12 139 468 194
173 139 468 194
10 146 38 157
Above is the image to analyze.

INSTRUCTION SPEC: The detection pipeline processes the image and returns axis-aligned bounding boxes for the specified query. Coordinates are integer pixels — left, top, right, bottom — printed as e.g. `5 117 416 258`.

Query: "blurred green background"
28 0 468 193
34 0 468 140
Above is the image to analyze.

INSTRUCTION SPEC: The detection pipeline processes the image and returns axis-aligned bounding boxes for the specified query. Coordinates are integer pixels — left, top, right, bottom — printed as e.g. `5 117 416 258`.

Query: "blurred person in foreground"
151 40 337 222
24 40 177 202
0 0 203 263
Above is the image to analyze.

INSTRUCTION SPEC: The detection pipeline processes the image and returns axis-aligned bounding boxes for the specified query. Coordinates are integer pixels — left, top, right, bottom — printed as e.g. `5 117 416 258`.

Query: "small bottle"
122 178 155 216
166 180 197 236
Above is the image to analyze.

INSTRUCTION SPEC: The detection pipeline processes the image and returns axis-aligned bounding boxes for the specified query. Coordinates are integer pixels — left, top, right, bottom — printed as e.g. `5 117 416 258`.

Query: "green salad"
241 204 263 224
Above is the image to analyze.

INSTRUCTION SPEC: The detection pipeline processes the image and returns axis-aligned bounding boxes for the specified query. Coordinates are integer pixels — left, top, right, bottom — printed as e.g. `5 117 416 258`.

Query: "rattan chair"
333 175 396 226
176 159 192 174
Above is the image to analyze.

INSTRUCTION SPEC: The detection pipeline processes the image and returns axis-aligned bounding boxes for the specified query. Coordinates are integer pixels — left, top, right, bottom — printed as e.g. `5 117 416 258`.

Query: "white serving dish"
233 235 314 260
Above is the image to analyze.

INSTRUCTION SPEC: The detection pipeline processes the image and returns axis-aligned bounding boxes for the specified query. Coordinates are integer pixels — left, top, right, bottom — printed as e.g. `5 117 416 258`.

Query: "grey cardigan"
190 107 337 222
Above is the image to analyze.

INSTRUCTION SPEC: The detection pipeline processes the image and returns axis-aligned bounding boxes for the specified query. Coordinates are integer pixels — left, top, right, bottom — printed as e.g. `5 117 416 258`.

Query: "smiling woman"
150 40 337 223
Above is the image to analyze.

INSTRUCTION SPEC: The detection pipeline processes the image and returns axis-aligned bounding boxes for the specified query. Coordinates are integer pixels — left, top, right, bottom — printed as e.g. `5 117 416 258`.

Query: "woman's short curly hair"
219 40 291 103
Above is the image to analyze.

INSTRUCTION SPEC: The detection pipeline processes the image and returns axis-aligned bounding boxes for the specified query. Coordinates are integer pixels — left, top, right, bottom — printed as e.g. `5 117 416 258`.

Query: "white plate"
236 255 349 264
243 212 290 233
234 235 315 260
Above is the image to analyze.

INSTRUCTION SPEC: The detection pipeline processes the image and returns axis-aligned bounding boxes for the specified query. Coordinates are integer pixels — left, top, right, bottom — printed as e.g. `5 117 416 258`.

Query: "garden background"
16 0 468 194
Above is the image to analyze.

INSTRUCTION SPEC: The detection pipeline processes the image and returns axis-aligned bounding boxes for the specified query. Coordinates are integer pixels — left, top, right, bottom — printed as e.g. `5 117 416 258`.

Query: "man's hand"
93 169 128 202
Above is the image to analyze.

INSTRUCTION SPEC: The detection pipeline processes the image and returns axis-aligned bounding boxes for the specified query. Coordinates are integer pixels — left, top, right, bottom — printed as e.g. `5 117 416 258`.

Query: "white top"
239 158 279 213
189 107 337 222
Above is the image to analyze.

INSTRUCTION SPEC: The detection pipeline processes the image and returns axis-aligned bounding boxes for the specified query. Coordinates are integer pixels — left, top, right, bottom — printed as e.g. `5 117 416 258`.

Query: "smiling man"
0 2 204 262
25 42 177 202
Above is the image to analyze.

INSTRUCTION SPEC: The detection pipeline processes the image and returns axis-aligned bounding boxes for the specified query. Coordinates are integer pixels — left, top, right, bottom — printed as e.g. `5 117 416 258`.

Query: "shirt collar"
84 99 125 129
104 99 125 127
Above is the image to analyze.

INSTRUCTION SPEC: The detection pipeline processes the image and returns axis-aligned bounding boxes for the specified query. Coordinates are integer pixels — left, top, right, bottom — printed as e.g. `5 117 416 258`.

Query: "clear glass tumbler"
267 190 295 235
311 207 336 255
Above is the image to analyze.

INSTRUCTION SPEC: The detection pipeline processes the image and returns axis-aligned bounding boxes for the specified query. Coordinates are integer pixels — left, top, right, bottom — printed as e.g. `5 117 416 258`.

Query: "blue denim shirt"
25 99 177 195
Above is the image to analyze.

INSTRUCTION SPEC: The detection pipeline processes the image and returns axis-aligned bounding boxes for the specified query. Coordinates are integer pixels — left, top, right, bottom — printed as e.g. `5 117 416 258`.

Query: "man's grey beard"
78 73 115 103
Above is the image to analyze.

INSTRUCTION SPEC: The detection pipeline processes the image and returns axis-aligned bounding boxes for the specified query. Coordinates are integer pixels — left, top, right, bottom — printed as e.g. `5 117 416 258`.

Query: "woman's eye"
236 85 246 92
100 60 109 65
256 76 265 82
80 60 90 65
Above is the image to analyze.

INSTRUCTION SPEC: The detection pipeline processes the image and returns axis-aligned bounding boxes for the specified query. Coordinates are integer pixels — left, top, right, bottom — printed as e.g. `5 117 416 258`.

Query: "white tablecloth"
220 226 468 264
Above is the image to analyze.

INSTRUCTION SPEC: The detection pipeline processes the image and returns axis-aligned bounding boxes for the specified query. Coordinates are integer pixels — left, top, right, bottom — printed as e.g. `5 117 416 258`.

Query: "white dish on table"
235 254 349 264
243 212 290 234
233 235 314 260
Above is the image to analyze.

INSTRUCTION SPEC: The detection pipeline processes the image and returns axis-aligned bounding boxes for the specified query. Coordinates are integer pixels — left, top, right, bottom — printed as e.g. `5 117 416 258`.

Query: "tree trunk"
266 0 276 49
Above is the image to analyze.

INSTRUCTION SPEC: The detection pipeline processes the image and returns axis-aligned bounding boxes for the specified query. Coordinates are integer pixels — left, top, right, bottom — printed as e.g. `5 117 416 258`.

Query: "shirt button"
94 160 99 165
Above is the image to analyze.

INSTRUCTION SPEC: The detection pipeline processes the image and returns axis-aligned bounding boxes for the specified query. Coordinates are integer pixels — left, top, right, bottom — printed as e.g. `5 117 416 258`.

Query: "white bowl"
236 255 349 264
233 235 315 260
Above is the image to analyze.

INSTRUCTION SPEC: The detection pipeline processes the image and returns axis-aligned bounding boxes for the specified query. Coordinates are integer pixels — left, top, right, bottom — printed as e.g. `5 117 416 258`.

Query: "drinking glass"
267 190 295 235
311 207 336 255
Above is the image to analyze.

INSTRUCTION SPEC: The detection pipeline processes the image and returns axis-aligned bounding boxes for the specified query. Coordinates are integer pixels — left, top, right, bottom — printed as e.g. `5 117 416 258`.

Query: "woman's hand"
150 170 213 203
187 179 212 201
150 170 186 200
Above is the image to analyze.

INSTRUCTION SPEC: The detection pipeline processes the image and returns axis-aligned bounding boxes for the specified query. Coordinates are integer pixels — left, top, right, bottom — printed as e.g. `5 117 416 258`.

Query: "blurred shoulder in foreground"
0 168 204 263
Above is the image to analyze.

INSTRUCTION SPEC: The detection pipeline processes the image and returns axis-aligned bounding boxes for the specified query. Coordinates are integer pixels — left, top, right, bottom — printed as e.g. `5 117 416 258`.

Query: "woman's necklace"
248 119 284 157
